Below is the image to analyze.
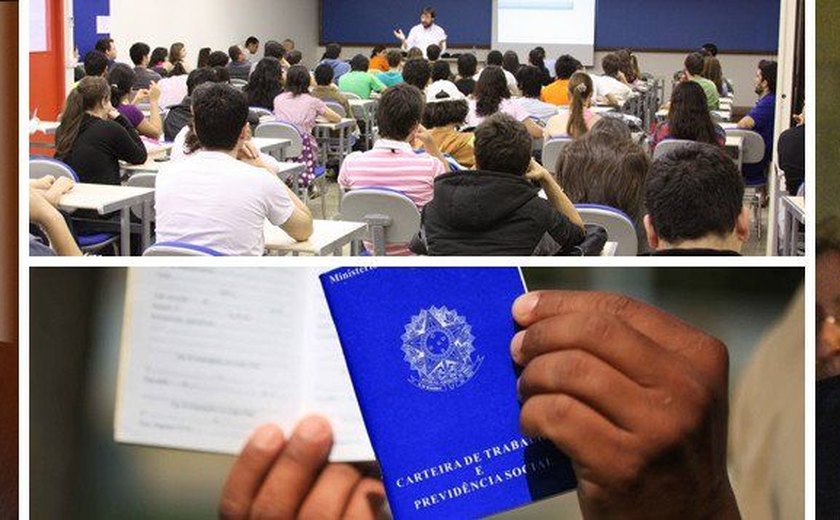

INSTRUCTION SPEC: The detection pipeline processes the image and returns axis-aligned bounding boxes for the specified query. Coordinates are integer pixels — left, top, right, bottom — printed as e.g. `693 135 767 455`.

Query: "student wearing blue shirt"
320 43 351 82
737 60 777 183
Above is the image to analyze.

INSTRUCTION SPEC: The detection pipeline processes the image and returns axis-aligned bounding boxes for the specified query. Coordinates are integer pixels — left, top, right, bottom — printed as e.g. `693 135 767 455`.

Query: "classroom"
28 0 805 257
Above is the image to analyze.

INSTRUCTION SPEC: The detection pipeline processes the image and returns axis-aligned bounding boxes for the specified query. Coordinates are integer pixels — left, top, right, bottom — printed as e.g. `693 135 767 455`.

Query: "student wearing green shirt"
377 50 405 88
338 54 387 99
683 52 719 111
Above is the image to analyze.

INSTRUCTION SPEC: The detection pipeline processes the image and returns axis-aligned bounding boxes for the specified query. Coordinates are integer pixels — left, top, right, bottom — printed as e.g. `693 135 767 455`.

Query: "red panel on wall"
29 0 65 121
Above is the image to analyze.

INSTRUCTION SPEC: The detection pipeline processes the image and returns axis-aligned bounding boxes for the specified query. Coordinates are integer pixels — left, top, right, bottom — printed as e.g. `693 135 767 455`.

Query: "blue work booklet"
320 267 576 519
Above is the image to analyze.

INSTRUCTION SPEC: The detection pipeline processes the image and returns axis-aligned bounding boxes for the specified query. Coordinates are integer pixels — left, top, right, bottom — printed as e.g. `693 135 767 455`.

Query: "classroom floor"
306 178 771 257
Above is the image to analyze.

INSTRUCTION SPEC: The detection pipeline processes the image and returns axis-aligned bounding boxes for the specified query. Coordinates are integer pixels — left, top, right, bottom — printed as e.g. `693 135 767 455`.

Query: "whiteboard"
30 0 48 52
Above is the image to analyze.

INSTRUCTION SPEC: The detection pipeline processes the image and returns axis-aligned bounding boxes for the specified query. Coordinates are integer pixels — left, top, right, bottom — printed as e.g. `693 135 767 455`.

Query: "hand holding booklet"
320 267 576 519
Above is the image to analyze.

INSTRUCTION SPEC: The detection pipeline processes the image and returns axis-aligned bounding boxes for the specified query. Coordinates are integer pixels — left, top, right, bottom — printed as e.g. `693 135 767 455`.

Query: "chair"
651 139 697 161
541 138 572 174
143 241 224 256
254 121 303 159
230 78 248 89
250 106 273 119
126 172 157 221
324 101 347 118
337 188 421 256
726 128 767 237
28 158 119 254
575 203 638 256
341 91 362 100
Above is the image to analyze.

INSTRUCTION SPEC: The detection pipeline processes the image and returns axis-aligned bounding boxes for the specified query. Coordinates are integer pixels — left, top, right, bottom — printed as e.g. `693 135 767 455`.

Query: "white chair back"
541 138 572 174
341 91 362 100
143 242 223 256
254 121 303 158
324 101 347 118
30 158 78 181
338 188 420 256
575 204 638 256
230 78 248 89
126 173 157 221
652 139 697 161
725 129 765 165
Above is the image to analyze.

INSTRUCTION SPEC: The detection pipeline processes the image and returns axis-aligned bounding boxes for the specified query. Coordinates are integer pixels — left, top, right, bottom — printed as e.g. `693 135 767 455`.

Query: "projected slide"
497 0 595 45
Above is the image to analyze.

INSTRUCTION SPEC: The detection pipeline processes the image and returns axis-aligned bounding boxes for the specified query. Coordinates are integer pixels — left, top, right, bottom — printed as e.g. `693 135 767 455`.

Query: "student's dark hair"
554 54 581 80
502 51 520 76
758 59 778 93
555 117 650 222
107 63 135 107
376 83 424 140
94 38 114 54
386 50 403 68
402 58 432 90
349 54 369 72
474 66 510 117
150 47 168 67
285 65 311 96
265 40 286 60
170 62 188 77
245 36 259 47
83 50 109 77
129 42 151 66
421 6 436 18
431 60 452 82
422 99 468 128
457 53 478 78
187 67 220 96
486 50 504 67
191 82 249 151
323 43 342 60
426 44 442 61
528 48 546 70
56 76 111 158
646 143 744 242
684 52 705 76
243 57 283 108
228 45 244 62
615 49 637 83
474 113 532 175
371 45 386 58
516 65 543 98
208 50 230 67
701 43 719 57
567 72 594 139
667 81 720 146
601 53 621 77
314 62 334 86
197 47 211 68
702 57 724 95
212 65 230 83
286 50 303 66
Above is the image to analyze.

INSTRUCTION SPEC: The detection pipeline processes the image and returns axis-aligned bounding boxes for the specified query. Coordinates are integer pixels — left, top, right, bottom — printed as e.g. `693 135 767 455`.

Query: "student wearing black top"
54 76 147 185
778 109 805 195
455 53 477 96
243 57 283 111
528 47 552 86
164 67 225 141
643 143 748 255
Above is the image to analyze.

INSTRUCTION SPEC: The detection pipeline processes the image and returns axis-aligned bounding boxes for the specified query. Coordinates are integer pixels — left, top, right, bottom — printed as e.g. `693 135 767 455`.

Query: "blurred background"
818 1 838 222
30 267 802 519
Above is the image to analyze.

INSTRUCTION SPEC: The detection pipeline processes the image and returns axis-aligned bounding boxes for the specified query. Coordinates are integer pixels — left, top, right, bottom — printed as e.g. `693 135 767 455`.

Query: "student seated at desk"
338 54 386 100
243 57 284 111
544 72 601 140
514 65 559 125
778 108 805 195
682 52 720 111
590 53 633 107
402 58 431 92
476 50 519 96
129 42 162 90
651 81 726 153
527 47 553 86
29 176 82 256
555 117 651 253
108 63 163 140
368 45 389 73
155 83 312 256
454 53 478 96
616 48 641 85
165 67 226 141
338 83 449 254
227 45 252 82
422 84 475 169
149 47 170 78
643 143 749 256
311 63 353 118
426 44 442 63
415 113 585 256
428 61 460 99
541 54 582 106
169 42 190 74
376 50 404 88
466 67 543 139
55 76 147 185
702 56 729 98
285 50 303 66
737 59 777 185
503 51 521 79
320 43 351 82
208 50 230 68
274 65 342 134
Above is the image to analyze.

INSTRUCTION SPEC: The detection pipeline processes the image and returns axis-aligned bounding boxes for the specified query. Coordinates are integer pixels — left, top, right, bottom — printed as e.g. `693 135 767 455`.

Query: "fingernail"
510 330 525 364
515 376 523 402
295 416 331 443
512 292 539 321
252 424 284 451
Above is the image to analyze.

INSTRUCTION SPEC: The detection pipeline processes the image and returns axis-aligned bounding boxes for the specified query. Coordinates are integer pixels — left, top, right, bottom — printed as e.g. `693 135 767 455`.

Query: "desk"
780 196 805 256
711 110 732 122
725 135 744 170
720 122 739 130
58 183 155 255
263 219 367 256
313 118 356 165
601 242 618 257
348 99 377 149
251 137 291 161
121 158 305 188
142 139 173 156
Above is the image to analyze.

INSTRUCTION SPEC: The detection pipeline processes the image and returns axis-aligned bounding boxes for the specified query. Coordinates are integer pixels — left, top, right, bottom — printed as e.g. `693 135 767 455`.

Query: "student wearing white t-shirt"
591 53 633 107
474 51 520 97
155 82 312 256
466 67 543 139
394 6 447 57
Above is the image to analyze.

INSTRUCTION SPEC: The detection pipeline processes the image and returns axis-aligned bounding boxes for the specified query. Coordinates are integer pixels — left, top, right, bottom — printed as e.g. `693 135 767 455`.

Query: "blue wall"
74 0 109 56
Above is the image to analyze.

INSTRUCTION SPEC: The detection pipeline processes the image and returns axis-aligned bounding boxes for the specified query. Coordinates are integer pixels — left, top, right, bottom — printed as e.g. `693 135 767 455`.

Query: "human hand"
30 176 56 191
237 140 260 162
148 81 161 103
794 112 805 126
412 124 434 149
29 188 61 226
132 89 150 104
511 291 738 519
42 176 75 206
393 29 406 41
524 158 550 183
219 416 386 519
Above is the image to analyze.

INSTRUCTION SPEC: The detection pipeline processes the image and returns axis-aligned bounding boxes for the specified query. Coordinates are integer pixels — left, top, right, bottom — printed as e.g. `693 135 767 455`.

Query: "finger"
250 415 333 518
297 464 362 519
511 312 673 386
518 350 646 430
344 478 386 519
520 394 634 489
219 424 285 519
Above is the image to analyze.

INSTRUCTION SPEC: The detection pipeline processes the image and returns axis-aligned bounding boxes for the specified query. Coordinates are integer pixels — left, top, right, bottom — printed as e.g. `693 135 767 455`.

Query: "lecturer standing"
393 6 447 57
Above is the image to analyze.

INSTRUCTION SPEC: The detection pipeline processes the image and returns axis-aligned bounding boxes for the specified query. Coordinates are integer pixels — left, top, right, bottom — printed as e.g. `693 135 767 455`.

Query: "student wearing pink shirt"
273 65 342 134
